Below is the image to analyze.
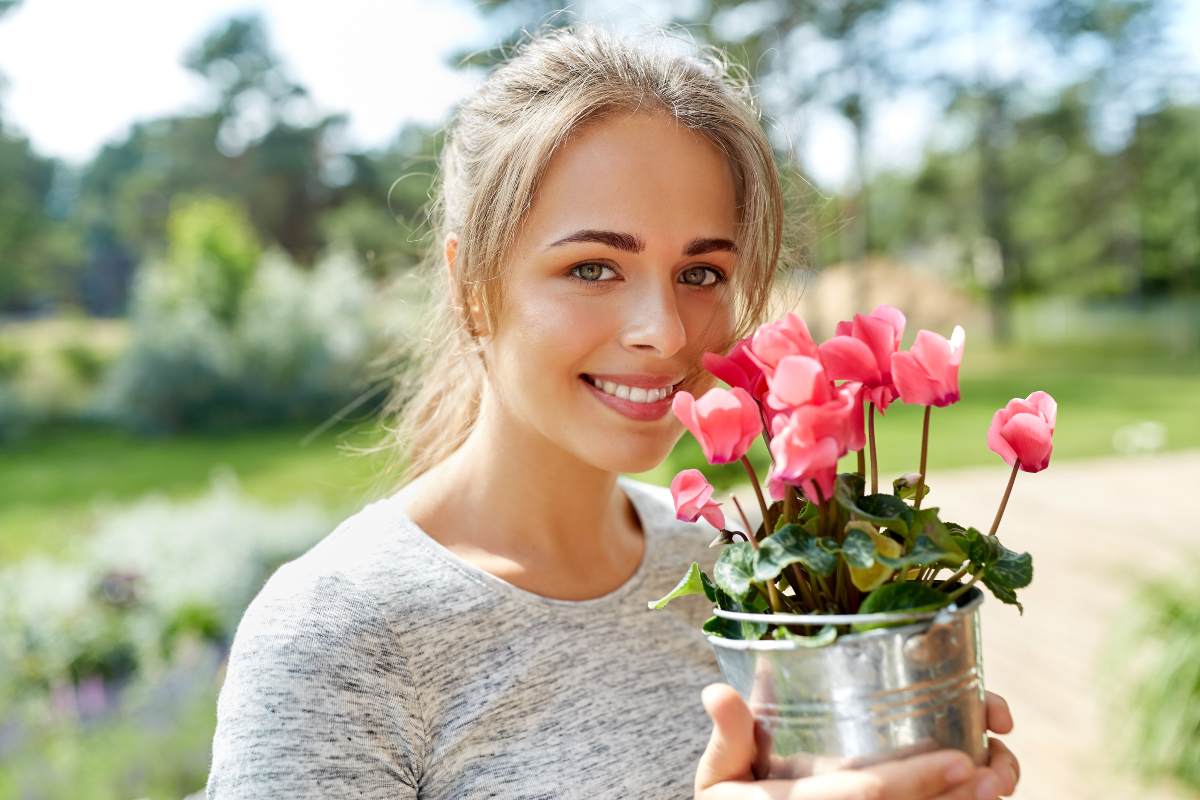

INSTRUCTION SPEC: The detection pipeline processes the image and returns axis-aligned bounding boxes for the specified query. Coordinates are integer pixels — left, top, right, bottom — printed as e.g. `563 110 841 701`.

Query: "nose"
619 276 687 357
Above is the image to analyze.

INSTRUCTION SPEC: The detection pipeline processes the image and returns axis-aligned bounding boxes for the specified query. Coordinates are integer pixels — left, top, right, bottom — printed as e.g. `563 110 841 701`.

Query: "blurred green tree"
163 195 261 324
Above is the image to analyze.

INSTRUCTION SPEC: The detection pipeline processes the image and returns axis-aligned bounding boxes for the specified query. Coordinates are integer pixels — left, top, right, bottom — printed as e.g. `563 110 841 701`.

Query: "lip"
580 374 679 421
582 372 685 389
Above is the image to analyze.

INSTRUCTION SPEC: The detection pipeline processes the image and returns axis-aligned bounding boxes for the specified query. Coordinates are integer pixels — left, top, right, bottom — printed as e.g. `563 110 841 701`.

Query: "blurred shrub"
1098 560 1200 793
100 240 387 433
56 342 113 387
0 475 336 798
0 344 36 440
0 639 224 800
0 342 27 380
0 474 333 712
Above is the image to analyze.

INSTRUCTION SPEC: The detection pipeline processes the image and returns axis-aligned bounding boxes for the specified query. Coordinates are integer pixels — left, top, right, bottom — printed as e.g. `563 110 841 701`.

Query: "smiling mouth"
580 371 686 402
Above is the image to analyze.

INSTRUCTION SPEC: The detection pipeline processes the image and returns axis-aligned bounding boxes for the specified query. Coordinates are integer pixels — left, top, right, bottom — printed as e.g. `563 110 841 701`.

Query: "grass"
0 421 394 564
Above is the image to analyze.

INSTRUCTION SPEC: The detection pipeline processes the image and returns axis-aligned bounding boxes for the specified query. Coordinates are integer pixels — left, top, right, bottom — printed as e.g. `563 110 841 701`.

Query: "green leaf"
956 527 1003 564
980 549 1033 614
755 524 838 581
875 535 956 570
646 561 714 610
771 624 839 647
702 614 769 640
944 528 1033 614
714 542 759 602
836 484 914 537
853 581 953 633
908 507 967 564
837 472 866 501
843 520 901 591
840 528 876 569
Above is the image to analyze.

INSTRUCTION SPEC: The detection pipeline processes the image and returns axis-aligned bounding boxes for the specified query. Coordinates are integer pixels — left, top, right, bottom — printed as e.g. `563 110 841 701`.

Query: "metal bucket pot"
707 584 988 781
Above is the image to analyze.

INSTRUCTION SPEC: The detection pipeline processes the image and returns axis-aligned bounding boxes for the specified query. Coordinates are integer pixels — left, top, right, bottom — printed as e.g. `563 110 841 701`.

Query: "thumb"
694 683 757 793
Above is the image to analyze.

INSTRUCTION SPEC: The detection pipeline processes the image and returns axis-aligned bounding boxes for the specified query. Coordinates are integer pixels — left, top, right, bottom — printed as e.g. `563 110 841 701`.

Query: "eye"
569 262 618 284
680 266 728 288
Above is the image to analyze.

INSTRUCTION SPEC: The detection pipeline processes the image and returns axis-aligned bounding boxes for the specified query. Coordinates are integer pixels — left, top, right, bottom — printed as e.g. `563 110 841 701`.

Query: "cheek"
502 294 615 377
682 294 737 351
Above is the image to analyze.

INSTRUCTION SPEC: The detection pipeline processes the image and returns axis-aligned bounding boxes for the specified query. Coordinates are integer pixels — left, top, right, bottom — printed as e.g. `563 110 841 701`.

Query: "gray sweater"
205 474 727 799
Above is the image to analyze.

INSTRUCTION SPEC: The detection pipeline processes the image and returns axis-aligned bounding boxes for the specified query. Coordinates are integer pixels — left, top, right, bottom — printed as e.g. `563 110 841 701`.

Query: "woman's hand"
695 683 1020 800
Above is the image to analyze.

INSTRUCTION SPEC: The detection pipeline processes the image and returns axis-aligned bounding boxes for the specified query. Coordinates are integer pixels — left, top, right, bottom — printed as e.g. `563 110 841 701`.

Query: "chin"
599 443 676 476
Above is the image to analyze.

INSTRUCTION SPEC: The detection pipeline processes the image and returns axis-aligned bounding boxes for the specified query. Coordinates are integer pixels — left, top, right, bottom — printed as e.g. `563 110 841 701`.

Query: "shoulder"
219 493 435 683
209 502 427 796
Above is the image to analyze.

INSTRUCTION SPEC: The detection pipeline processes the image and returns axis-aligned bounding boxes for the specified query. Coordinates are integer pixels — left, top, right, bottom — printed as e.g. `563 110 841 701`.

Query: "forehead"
520 111 739 250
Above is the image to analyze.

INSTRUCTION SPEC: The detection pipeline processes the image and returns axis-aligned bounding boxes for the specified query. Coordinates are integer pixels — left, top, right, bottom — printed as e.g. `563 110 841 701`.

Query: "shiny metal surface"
707 586 988 780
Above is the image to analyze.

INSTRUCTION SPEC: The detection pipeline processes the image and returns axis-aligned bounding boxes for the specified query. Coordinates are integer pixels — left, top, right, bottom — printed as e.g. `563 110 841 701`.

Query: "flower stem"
789 564 819 612
944 568 984 603
783 484 795 529
856 448 866 479
869 402 879 494
914 406 931 511
939 562 972 587
731 495 755 545
989 459 1021 537
741 455 771 543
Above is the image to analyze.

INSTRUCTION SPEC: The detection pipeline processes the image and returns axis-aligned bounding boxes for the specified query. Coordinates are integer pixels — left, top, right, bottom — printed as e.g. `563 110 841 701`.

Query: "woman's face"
478 110 739 475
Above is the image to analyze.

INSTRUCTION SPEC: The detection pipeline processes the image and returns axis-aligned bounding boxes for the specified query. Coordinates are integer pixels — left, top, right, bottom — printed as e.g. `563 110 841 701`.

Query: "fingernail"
976 775 1001 800
945 760 971 782
1007 764 1018 789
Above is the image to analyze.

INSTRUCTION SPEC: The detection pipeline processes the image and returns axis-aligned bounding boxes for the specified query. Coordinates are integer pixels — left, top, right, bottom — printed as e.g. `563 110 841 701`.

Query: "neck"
411 390 643 576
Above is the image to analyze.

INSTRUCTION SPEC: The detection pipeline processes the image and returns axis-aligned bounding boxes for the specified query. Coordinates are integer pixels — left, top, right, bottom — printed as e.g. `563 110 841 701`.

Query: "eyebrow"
544 229 738 256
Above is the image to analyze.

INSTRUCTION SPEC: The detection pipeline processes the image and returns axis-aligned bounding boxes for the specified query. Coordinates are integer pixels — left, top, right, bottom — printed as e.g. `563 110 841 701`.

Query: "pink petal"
891 350 939 406
699 501 726 530
768 355 828 407
910 329 953 379
868 304 907 348
852 313 897 372
987 407 1018 467
818 336 881 385
1027 390 1058 431
1002 413 1054 472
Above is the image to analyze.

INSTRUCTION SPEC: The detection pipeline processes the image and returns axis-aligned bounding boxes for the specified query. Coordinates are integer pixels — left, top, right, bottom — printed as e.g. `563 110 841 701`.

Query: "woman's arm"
206 568 425 799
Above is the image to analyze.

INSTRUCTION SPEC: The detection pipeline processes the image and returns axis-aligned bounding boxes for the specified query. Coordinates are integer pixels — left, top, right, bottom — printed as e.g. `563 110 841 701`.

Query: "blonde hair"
371 22 804 490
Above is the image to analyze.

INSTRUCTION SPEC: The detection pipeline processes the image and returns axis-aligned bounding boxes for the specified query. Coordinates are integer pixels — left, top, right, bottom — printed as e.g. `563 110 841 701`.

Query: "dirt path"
725 450 1199 800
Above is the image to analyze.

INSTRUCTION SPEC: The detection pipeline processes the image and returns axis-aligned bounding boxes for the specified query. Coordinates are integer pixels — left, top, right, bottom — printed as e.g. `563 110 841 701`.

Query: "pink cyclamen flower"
670 469 726 529
818 304 907 411
891 325 966 407
766 380 863 503
745 312 820 380
672 386 763 465
701 336 769 403
988 390 1058 473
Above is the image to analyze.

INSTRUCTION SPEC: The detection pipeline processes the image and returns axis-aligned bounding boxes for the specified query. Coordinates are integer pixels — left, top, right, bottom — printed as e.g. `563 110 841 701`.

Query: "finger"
694 683 757 793
987 737 1020 795
984 691 1013 734
700 748 974 800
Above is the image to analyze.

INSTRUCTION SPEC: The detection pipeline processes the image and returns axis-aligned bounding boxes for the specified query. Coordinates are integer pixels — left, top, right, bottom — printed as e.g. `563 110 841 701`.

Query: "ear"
444 232 459 278
445 232 487 338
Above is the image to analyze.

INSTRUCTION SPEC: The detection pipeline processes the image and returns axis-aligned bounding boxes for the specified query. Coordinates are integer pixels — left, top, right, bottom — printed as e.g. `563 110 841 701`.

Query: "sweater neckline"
388 474 659 611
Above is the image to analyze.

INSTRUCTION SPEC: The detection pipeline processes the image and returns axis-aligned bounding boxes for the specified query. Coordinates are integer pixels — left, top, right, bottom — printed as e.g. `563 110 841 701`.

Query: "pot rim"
706 584 985 650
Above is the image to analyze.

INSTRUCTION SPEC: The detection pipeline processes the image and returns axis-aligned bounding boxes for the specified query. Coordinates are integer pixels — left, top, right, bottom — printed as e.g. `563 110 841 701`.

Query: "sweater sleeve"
205 566 426 799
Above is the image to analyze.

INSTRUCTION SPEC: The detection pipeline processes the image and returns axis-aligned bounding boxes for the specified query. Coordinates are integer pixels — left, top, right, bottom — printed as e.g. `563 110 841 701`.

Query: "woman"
206 23 1020 799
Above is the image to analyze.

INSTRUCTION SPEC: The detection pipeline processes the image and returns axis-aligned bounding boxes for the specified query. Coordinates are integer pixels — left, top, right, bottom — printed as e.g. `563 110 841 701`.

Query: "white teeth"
591 377 672 403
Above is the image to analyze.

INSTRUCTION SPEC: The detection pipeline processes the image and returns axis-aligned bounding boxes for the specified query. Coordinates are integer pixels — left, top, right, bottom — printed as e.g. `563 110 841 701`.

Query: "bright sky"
0 0 1195 191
